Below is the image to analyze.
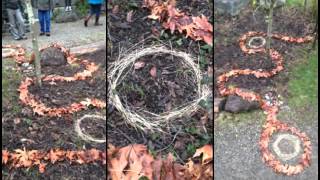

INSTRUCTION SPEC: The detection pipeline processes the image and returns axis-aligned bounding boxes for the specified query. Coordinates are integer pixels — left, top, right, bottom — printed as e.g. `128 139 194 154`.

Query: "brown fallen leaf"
150 66 157 78
112 5 119 14
2 150 10 164
127 10 134 23
193 145 213 165
134 61 146 70
14 118 21 124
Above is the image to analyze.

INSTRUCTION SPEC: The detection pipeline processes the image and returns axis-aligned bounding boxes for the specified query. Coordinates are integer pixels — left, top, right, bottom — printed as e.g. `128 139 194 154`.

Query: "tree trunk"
304 0 307 12
266 0 275 50
26 0 42 87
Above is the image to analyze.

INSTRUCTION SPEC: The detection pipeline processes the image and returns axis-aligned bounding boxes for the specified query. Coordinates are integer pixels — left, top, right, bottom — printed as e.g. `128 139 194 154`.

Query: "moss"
2 59 22 113
286 0 304 6
287 48 318 108
215 110 266 128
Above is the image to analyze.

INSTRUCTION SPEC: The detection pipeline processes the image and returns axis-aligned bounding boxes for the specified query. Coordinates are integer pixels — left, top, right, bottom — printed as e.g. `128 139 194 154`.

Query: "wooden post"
304 0 307 13
266 0 276 50
26 0 42 87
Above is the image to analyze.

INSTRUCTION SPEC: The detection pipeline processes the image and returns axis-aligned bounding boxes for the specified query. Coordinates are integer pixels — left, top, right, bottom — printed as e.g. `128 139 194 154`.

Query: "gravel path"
2 16 106 50
214 105 318 180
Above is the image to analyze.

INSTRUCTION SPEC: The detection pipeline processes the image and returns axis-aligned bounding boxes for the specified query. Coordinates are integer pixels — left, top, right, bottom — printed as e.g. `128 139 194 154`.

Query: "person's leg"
44 10 51 35
38 10 45 35
7 9 21 40
33 8 38 19
69 0 72 11
15 9 27 39
65 0 68 11
94 4 102 26
84 4 94 27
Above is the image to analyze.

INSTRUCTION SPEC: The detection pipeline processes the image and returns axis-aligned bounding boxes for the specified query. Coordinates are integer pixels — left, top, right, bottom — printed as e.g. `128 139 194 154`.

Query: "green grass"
286 0 304 6
288 48 318 107
2 59 22 112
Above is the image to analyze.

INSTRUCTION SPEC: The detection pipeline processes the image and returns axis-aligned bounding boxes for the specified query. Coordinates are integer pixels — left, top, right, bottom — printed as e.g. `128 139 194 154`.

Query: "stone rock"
224 95 260 113
40 47 67 66
214 0 250 16
55 10 79 23
214 97 227 113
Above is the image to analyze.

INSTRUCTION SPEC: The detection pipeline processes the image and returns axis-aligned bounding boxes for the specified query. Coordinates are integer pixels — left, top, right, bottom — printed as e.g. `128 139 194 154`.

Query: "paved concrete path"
214 106 318 180
2 16 106 51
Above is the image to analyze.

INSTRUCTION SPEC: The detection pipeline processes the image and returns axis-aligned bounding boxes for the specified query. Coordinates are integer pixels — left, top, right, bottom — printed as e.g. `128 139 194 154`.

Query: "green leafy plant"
75 0 89 17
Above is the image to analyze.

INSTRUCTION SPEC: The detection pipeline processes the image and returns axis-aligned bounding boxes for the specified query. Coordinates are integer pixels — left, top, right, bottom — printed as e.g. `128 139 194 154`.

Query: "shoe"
65 7 68 11
69 6 72 11
46 32 50 36
21 35 27 39
39 32 45 36
94 16 102 26
94 22 103 26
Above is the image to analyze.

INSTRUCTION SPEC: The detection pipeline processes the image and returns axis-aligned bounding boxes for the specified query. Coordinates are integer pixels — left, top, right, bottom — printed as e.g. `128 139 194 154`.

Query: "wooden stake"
26 0 42 87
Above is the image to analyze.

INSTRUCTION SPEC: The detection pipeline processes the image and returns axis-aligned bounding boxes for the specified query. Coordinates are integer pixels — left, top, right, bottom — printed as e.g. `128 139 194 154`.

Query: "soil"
107 0 213 163
213 7 314 98
214 6 318 180
117 54 198 114
29 50 106 108
2 49 106 179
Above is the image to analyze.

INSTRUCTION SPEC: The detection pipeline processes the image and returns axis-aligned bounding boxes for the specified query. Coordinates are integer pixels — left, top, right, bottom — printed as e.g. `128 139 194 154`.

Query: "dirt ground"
2 49 106 179
214 7 315 98
214 6 318 180
107 0 213 164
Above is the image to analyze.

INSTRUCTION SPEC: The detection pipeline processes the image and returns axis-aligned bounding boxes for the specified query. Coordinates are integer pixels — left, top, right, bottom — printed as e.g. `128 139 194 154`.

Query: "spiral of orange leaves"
16 43 105 117
2 148 106 173
107 144 213 180
2 44 28 64
217 31 313 175
143 0 213 45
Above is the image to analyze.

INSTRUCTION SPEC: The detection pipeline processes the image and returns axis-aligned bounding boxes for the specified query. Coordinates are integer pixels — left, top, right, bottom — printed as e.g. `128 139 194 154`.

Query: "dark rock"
224 95 260 113
214 97 227 113
40 47 67 66
55 11 79 23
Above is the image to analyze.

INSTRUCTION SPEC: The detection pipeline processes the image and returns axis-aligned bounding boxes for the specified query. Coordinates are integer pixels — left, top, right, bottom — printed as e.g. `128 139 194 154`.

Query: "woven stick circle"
74 115 106 143
248 36 266 49
108 46 210 132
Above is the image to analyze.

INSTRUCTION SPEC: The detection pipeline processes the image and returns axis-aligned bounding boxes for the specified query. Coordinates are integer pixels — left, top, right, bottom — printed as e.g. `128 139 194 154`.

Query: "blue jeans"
38 10 50 33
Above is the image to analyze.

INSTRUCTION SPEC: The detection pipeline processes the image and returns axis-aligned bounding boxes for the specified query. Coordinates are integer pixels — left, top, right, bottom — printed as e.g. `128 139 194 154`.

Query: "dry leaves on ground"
217 31 313 176
143 0 213 45
2 148 106 173
107 144 213 180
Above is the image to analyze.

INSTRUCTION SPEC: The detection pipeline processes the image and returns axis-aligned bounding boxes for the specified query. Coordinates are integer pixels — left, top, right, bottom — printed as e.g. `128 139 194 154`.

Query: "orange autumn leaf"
150 66 157 78
3 148 105 173
2 150 10 164
134 61 146 70
193 144 213 165
38 163 47 173
144 0 213 46
217 31 313 176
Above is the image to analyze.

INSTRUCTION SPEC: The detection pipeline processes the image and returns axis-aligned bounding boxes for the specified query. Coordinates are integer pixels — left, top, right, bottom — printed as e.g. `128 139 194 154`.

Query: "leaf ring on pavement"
272 133 301 161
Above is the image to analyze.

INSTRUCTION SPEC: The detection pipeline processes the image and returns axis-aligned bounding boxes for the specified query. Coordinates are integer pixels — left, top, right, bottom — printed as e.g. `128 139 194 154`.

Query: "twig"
107 121 135 143
156 127 181 153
